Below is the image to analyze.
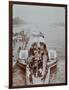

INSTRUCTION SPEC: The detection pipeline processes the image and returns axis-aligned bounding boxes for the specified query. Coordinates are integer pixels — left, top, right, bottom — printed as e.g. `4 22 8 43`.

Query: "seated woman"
40 42 49 80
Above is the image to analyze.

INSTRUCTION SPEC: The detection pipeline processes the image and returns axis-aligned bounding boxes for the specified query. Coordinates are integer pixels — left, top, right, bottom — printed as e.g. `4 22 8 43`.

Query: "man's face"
33 44 37 49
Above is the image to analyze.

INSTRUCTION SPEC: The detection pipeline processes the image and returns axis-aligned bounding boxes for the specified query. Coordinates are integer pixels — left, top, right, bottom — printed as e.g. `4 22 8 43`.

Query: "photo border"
9 1 67 89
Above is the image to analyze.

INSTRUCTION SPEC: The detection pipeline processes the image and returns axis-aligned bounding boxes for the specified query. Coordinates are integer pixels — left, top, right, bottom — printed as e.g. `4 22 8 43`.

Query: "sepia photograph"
9 1 67 88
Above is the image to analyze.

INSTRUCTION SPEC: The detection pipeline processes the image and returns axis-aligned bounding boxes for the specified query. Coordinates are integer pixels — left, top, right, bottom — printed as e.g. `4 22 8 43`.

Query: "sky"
13 4 65 49
13 4 65 25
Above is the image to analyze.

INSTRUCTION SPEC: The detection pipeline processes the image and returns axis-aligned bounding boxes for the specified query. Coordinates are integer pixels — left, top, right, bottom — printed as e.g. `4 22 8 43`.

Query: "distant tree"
13 17 27 26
